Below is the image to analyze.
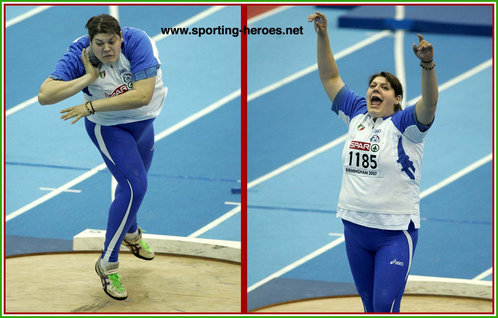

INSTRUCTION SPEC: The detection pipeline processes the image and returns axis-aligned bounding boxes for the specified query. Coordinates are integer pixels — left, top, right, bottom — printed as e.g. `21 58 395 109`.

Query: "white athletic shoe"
95 259 127 300
122 227 155 260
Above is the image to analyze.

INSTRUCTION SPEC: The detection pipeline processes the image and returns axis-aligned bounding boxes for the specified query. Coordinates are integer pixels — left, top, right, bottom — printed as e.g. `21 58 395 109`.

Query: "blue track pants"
85 118 155 263
342 219 418 313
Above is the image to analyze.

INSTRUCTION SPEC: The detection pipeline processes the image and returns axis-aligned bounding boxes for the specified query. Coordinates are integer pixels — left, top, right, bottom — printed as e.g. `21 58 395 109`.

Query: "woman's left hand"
60 104 91 124
412 34 434 62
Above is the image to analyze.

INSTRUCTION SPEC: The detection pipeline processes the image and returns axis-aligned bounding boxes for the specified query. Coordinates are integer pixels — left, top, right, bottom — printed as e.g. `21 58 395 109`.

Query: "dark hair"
368 71 403 112
85 14 121 41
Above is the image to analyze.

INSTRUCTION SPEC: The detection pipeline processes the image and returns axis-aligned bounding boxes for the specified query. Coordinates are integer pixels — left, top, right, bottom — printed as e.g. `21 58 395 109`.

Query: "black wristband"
85 101 95 114
421 59 433 64
84 103 91 114
89 101 96 113
420 61 435 70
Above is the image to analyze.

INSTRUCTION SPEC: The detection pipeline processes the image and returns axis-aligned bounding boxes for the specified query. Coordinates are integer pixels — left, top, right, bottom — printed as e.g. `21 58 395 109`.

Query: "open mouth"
370 96 383 106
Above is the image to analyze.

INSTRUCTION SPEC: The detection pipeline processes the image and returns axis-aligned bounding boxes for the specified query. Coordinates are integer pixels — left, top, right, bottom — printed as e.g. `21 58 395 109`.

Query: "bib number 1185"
348 151 377 169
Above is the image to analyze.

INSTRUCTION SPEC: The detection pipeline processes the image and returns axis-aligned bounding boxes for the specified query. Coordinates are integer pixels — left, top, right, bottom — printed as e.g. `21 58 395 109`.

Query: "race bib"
345 140 382 178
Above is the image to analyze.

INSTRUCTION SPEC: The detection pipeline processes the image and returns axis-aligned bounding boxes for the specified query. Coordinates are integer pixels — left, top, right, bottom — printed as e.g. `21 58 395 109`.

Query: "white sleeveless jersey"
332 86 433 229
50 27 167 125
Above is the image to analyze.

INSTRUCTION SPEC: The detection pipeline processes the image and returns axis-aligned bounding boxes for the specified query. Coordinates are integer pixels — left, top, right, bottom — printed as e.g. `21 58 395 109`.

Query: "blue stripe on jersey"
396 136 415 180
331 86 368 124
391 105 432 134
133 65 159 82
121 27 160 79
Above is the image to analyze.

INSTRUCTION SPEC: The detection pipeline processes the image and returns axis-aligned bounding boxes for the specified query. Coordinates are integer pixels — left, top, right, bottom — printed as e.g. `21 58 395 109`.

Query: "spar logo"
349 140 371 151
105 84 129 98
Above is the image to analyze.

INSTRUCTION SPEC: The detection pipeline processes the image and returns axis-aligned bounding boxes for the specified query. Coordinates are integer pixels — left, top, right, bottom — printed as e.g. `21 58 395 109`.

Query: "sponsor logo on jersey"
357 124 365 131
105 84 129 98
371 144 380 152
374 129 382 133
122 72 133 88
349 140 371 151
370 134 380 142
390 259 404 266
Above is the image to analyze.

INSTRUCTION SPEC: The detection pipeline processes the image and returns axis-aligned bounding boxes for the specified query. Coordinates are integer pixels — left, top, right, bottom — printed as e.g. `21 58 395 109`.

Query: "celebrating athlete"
308 11 438 313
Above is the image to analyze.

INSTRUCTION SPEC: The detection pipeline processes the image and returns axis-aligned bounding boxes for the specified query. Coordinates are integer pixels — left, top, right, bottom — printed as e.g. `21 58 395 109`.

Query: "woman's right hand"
38 49 101 105
81 48 100 82
308 11 328 35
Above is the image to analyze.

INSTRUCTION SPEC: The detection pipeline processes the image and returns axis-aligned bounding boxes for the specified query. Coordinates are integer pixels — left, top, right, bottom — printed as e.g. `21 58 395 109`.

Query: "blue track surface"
3 4 495 312
5 5 241 255
247 5 493 310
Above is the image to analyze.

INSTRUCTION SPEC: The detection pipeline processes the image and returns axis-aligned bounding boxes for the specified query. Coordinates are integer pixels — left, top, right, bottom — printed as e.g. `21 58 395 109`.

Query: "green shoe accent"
95 258 127 300
140 240 153 253
109 273 126 293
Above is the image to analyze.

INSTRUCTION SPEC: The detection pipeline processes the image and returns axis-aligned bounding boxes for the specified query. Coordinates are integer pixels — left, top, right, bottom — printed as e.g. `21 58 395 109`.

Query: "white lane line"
109 5 119 20
248 30 392 102
39 187 81 193
248 134 347 189
403 59 491 107
154 89 240 142
151 6 225 42
248 6 293 25
394 5 405 21
188 205 241 238
6 91 239 222
472 268 492 280
224 201 241 206
438 59 493 92
6 96 38 117
6 6 52 28
6 165 106 222
328 233 344 237
394 6 406 108
248 235 345 292
420 153 492 199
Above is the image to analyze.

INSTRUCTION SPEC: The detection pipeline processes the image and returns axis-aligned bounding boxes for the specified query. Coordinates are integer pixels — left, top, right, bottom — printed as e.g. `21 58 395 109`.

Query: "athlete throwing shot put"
38 14 167 300
308 11 438 312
